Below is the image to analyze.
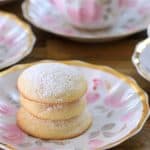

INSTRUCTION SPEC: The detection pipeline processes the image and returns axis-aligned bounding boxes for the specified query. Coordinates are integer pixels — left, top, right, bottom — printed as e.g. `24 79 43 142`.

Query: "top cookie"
17 63 87 104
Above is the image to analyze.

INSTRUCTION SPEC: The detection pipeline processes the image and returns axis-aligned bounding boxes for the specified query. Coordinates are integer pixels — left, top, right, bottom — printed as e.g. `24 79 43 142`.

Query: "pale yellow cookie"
17 63 87 104
20 96 86 120
17 107 92 140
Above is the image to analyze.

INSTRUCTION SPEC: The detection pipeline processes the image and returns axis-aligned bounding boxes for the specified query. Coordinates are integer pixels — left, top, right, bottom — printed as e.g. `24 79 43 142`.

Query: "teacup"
52 0 120 30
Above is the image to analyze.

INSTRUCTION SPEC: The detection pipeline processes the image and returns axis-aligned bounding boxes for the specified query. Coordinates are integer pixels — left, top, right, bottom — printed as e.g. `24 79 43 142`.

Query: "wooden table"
1 1 150 150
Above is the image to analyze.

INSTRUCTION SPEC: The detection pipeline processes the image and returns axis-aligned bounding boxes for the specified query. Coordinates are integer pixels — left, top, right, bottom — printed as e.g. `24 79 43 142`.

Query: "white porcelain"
132 38 150 81
0 60 149 150
22 0 150 42
0 11 36 70
52 0 119 30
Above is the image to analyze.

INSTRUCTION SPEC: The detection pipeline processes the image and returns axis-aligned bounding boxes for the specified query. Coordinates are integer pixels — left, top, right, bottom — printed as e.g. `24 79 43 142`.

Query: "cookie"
17 107 92 140
18 63 87 104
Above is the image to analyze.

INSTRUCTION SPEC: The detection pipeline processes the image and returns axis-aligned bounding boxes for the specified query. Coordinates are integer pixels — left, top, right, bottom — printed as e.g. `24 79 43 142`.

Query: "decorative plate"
132 38 150 81
0 11 35 70
22 0 150 42
0 60 149 150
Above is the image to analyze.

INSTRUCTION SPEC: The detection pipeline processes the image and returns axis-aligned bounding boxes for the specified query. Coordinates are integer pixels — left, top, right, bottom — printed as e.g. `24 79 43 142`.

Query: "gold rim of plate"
0 60 149 150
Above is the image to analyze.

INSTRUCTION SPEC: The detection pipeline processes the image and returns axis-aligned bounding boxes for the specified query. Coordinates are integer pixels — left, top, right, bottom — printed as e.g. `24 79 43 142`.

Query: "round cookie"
20 96 86 120
17 107 92 140
17 63 87 104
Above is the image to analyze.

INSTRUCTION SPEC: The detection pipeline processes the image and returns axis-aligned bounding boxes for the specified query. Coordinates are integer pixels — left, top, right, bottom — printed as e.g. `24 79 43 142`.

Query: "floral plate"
22 0 150 42
0 11 35 70
0 60 149 150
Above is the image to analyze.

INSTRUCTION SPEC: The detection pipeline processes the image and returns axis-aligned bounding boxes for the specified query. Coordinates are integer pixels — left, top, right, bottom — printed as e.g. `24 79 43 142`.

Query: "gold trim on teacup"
0 60 149 150
132 38 150 81
0 11 36 69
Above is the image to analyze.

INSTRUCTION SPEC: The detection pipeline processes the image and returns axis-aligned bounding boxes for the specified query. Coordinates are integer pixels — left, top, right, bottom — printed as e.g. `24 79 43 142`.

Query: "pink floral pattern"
43 15 56 25
0 25 8 31
51 0 102 25
0 123 25 144
138 4 150 15
93 78 103 90
89 139 104 149
121 110 137 122
119 0 139 8
0 102 16 116
67 0 102 24
104 91 126 108
86 78 103 104
54 27 75 36
63 28 74 35
124 24 136 32
0 25 16 47
51 0 66 12
86 92 100 104
0 36 15 48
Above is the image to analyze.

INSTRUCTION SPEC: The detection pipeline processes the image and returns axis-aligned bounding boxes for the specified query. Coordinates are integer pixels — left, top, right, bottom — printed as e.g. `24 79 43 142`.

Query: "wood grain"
0 1 150 150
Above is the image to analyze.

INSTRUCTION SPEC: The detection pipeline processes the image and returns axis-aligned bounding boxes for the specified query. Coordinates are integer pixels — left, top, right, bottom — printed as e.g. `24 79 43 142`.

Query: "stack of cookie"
17 63 92 140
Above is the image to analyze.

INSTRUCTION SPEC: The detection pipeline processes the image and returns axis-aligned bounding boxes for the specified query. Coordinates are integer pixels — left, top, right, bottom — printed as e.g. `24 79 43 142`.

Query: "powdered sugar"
19 63 86 102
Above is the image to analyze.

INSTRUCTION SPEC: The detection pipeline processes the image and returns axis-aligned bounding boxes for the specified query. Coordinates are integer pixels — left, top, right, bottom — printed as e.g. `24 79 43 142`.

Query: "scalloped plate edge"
0 60 149 150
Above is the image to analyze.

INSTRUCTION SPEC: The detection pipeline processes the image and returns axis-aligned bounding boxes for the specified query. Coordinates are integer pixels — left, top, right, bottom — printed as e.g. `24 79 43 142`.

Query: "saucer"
0 60 149 150
22 0 150 42
132 38 150 81
0 11 35 70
